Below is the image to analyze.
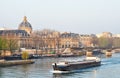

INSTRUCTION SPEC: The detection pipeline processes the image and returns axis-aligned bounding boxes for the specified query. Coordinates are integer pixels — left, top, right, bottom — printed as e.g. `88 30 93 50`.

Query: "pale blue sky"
0 0 120 34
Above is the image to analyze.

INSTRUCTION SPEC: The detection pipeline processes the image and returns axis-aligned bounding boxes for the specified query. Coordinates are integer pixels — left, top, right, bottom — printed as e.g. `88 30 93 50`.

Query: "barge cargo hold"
52 57 101 73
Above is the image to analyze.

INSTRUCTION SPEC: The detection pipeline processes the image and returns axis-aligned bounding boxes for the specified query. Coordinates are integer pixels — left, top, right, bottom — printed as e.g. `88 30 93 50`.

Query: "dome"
18 16 32 34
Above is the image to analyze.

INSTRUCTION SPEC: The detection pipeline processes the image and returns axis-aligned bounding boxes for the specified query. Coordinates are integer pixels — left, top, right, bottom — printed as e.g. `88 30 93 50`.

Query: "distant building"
60 32 80 48
32 29 61 53
0 16 33 49
96 32 112 38
0 27 8 30
79 34 94 47
111 34 120 48
113 34 120 38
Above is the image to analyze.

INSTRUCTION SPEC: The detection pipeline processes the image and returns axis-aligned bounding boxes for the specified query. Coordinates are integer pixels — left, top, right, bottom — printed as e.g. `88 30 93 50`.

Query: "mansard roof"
0 30 30 37
60 32 79 38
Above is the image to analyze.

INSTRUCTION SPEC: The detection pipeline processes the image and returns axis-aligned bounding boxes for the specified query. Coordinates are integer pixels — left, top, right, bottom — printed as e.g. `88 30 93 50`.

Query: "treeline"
0 37 18 56
95 37 120 49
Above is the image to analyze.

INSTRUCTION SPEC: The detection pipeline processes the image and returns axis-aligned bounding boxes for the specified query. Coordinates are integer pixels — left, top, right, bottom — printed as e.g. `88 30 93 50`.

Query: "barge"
0 60 35 67
52 57 101 73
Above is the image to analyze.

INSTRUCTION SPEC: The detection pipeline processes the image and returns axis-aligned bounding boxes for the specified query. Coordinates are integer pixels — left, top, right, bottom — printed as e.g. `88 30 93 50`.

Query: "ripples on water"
0 53 120 78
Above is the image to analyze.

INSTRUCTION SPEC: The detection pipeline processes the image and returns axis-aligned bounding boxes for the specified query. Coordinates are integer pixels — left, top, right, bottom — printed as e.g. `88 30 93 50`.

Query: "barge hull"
53 61 101 71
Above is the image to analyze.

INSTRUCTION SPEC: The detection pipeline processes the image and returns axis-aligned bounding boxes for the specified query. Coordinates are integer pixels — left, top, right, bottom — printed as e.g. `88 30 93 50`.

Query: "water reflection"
20 65 30 78
0 68 3 77
53 74 62 78
52 66 100 78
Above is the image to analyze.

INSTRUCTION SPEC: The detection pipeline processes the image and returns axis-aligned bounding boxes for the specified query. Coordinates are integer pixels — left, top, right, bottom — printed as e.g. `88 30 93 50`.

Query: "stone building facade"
60 32 80 48
0 16 33 50
79 34 96 47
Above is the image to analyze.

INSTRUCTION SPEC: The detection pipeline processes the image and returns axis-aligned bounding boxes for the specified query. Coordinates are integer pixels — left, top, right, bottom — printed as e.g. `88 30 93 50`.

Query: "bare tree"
7 39 18 55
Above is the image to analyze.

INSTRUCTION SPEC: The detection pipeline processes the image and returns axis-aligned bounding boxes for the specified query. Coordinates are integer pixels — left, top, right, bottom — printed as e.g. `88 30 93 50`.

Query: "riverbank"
3 54 82 60
0 60 35 67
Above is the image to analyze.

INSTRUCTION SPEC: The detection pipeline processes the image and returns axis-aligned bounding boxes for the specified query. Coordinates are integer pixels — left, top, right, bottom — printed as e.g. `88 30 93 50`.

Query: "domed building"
18 16 32 34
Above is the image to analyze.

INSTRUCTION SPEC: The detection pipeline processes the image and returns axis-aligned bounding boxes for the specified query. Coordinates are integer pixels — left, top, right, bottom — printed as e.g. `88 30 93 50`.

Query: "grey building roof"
0 30 30 37
60 33 79 38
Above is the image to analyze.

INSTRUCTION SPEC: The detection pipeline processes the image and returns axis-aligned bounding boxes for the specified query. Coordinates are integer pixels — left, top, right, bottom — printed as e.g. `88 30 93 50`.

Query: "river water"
0 53 120 78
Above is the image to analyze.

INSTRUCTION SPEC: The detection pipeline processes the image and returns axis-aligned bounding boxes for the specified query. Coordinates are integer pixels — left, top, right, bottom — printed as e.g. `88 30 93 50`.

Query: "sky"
0 0 120 34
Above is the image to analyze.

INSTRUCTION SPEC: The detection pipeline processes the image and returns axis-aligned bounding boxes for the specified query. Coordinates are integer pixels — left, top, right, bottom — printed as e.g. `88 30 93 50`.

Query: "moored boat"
52 57 101 73
0 60 35 67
